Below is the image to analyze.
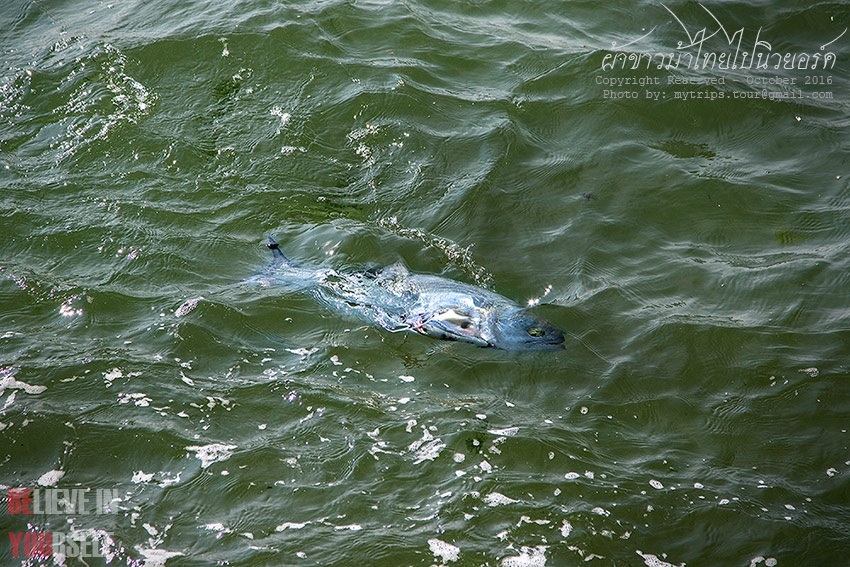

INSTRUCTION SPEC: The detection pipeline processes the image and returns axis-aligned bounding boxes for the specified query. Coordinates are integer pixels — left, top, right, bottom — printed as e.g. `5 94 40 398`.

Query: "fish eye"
528 327 544 337
460 321 472 330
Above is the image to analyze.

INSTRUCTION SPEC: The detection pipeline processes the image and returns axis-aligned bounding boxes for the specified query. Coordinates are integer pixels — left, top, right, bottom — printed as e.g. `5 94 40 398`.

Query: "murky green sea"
2 0 850 565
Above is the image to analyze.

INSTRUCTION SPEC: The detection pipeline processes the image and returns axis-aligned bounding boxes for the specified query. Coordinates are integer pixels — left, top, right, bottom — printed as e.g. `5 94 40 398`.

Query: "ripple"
3 35 157 165
2 0 850 565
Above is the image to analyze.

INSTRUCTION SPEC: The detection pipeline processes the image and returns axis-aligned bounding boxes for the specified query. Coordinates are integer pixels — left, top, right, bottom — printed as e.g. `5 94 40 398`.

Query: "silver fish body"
250 238 564 351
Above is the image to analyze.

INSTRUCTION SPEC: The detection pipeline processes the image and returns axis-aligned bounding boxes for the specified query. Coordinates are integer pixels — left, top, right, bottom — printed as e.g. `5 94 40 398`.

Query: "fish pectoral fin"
398 313 429 334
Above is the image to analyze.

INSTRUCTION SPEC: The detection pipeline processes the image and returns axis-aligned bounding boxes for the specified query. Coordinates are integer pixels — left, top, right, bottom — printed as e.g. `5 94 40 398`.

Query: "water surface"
2 0 849 565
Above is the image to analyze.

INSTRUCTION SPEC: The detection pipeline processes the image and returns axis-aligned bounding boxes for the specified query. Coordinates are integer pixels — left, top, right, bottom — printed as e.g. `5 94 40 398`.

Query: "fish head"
489 308 565 350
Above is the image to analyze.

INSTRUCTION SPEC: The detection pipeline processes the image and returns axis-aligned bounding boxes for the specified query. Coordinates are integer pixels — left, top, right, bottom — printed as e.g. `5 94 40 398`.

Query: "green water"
2 0 849 565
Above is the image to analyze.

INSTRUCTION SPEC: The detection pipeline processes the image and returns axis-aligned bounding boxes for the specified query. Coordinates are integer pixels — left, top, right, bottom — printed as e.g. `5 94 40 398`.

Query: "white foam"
517 516 550 526
133 471 154 484
0 367 47 396
103 368 123 386
275 522 309 531
428 538 460 563
136 547 184 567
409 427 446 464
636 550 684 567
501 545 547 566
285 347 318 356
203 523 232 537
186 443 237 469
369 440 393 458
37 469 65 487
488 427 519 437
118 392 152 407
483 492 518 506
175 297 203 317
132 470 180 488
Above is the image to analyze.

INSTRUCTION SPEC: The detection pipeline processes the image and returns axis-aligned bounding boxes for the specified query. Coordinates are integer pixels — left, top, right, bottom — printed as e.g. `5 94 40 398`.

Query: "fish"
249 236 565 350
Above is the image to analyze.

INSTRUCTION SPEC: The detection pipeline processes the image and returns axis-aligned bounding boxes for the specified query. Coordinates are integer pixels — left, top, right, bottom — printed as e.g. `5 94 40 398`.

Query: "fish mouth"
413 318 492 348
488 330 564 350
520 334 565 350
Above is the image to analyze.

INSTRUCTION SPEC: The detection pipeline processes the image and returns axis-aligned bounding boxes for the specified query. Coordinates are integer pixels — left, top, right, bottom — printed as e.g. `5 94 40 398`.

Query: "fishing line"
567 331 614 365
28 0 64 31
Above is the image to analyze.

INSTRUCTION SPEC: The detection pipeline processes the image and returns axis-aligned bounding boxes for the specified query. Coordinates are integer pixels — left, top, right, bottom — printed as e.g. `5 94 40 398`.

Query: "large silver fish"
250 237 565 350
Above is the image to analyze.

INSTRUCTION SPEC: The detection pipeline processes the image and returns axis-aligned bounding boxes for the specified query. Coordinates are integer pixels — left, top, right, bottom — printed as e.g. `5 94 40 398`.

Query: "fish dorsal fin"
267 236 291 263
